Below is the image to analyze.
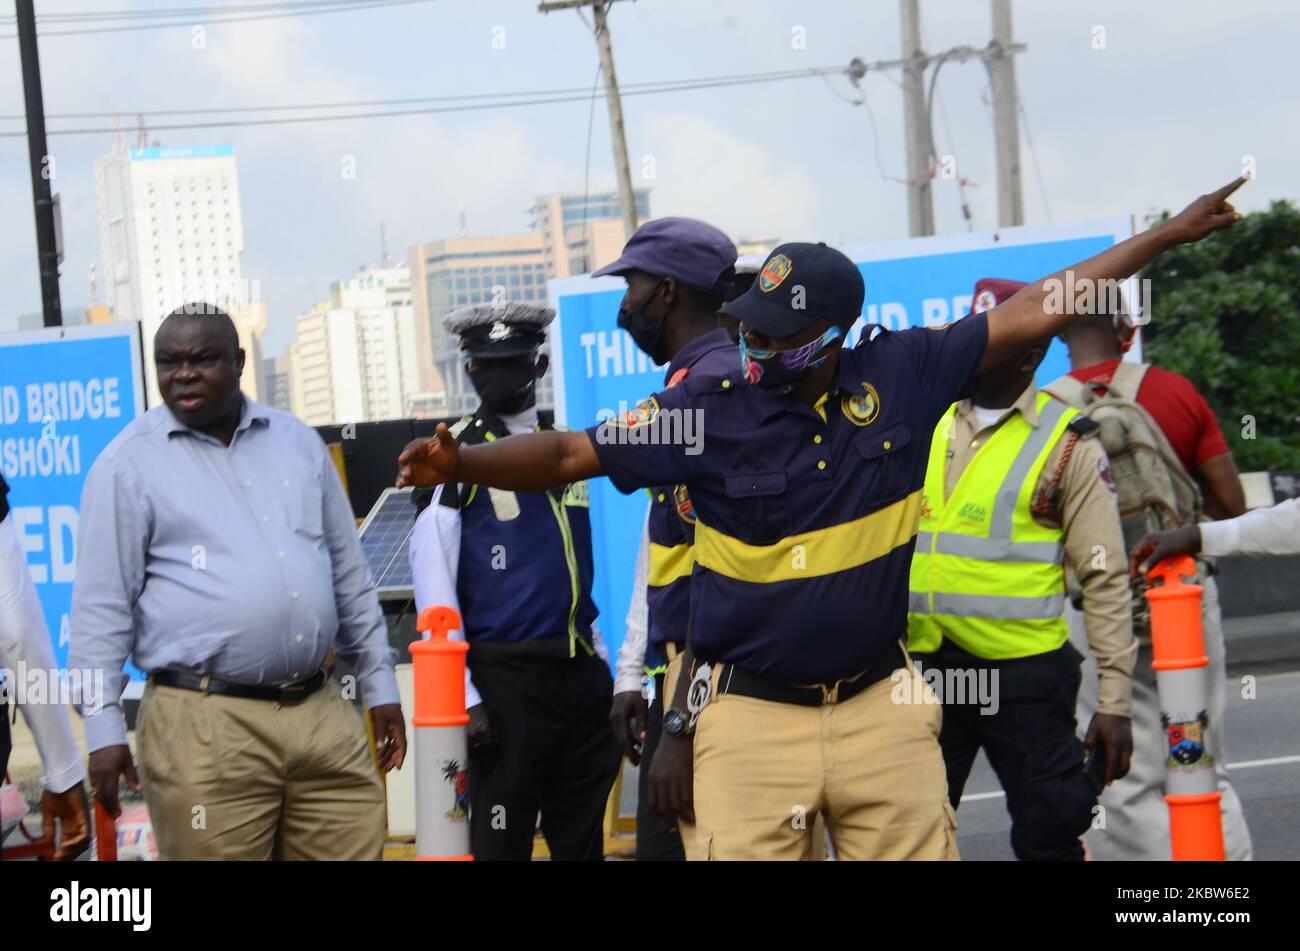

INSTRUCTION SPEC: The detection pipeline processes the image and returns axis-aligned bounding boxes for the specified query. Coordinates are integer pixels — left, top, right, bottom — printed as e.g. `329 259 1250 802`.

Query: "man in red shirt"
1057 307 1252 861
1060 316 1245 518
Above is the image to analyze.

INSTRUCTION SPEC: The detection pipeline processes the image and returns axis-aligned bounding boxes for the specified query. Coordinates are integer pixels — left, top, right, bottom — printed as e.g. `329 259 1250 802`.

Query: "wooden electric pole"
539 0 639 239
989 0 1024 227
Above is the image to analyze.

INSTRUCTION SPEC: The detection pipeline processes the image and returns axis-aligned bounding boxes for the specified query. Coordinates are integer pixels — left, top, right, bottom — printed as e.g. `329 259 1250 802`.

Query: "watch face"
664 710 687 736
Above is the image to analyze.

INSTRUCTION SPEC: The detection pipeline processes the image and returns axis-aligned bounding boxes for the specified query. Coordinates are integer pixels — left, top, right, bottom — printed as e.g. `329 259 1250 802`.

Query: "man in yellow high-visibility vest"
907 278 1137 861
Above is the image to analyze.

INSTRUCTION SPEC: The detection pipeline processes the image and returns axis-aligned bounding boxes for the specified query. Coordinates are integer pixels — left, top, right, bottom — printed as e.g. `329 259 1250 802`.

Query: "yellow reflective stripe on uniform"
695 489 923 583
648 542 694 587
545 492 593 658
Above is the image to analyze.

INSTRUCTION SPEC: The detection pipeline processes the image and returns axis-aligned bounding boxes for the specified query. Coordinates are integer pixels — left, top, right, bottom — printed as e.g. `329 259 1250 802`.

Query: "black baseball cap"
721 242 865 338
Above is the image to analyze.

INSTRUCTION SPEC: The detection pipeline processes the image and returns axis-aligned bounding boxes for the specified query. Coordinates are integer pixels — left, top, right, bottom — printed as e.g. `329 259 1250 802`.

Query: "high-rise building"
94 142 261 404
530 189 650 278
262 354 293 413
287 265 419 426
407 233 550 419
407 188 650 419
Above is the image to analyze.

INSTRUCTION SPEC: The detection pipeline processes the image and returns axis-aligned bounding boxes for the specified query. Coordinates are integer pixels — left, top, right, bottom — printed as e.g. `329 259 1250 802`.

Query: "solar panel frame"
358 486 418 600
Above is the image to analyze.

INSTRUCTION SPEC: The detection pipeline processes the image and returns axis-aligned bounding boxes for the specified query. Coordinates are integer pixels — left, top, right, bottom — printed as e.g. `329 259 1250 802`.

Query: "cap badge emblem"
759 253 793 293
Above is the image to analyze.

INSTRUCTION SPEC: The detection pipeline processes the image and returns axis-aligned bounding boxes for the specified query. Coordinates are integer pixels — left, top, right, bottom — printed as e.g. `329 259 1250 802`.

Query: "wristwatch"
662 707 694 739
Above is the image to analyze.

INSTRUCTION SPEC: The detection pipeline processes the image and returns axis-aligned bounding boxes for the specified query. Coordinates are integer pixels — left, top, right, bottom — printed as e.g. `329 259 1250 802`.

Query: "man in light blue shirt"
70 304 405 860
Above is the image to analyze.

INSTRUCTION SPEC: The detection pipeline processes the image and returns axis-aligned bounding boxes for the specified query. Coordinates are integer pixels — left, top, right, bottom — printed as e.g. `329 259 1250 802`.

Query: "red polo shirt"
1069 359 1229 474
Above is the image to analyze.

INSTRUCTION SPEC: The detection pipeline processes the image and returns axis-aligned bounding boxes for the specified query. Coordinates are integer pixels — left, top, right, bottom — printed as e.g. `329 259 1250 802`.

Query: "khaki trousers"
1070 576 1253 860
136 678 385 860
678 649 958 861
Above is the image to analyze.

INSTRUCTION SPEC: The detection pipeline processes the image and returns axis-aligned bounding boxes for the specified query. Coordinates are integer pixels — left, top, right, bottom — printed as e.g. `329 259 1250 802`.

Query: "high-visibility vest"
908 392 1077 659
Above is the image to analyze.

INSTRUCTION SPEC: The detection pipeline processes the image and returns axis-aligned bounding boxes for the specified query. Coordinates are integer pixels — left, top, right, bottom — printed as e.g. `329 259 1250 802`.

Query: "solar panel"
358 487 418 600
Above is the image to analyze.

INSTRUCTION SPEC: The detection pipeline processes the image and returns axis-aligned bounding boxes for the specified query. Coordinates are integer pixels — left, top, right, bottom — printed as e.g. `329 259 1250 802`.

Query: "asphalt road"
954 668 1300 860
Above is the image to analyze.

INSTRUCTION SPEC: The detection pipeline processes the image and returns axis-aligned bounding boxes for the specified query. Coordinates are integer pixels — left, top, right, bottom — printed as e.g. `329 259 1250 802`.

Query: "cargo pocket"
1025 739 1096 852
851 422 914 507
721 471 790 544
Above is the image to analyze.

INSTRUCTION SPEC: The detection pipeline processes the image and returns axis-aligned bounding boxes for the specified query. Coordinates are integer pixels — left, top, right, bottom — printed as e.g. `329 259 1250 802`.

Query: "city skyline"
3 0 1296 363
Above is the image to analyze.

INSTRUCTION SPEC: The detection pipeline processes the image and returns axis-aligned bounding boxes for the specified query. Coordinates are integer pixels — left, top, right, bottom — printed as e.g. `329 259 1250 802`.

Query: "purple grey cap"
592 216 738 295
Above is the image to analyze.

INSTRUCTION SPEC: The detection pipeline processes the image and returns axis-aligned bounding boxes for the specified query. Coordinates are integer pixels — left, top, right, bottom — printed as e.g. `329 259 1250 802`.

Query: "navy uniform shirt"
588 313 989 685
644 328 738 671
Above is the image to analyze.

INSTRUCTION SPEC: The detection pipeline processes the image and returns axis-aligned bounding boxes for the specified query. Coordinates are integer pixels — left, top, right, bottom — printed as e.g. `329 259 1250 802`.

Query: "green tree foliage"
1141 200 1300 472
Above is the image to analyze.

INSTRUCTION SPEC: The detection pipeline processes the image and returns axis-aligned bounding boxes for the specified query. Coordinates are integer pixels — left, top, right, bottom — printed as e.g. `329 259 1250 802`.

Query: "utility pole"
16 0 63 328
989 0 1024 227
539 0 639 239
899 0 935 237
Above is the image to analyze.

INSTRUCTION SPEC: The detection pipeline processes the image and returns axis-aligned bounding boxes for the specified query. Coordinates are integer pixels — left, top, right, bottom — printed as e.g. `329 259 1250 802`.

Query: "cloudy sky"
1 0 1295 357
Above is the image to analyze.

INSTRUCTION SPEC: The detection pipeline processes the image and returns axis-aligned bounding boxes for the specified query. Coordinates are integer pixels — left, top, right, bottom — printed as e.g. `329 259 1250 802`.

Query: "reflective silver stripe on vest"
915 531 1062 563
987 397 1069 538
908 590 931 614
929 591 1065 620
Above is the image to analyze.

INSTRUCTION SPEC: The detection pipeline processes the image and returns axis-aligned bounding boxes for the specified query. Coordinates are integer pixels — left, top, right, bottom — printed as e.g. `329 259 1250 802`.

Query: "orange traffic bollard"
410 605 473 861
1145 555 1225 861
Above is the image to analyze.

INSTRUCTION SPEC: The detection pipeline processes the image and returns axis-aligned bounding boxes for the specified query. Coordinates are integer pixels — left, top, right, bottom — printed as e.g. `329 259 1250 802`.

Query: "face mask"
467 360 538 415
740 325 843 396
617 279 668 364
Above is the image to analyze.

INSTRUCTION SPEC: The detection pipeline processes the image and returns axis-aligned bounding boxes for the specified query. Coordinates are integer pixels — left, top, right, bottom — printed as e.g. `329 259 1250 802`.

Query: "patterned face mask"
740 324 843 394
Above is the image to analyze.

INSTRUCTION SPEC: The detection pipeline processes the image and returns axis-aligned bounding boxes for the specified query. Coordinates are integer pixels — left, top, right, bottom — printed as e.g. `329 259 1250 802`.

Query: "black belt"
716 643 906 707
150 668 328 703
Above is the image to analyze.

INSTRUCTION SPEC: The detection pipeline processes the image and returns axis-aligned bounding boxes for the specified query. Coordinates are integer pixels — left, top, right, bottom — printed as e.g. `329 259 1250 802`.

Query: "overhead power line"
0 66 839 121
0 66 847 138
0 0 439 38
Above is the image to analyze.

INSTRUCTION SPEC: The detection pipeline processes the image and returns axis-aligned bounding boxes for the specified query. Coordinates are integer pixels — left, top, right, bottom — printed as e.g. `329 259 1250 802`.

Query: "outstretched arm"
397 423 603 492
980 178 1246 373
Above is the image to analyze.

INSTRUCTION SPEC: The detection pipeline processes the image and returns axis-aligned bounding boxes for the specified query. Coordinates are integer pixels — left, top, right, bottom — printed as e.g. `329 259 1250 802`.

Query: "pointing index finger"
1214 177 1248 200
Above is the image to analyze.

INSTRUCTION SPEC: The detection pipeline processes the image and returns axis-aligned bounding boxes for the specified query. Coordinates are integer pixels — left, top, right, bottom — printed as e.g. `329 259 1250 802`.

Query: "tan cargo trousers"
136 677 386 860
668 648 958 861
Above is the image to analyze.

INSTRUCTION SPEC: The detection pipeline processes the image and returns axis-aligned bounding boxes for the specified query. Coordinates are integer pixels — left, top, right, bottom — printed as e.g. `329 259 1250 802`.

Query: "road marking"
1227 753 1300 770
960 753 1300 803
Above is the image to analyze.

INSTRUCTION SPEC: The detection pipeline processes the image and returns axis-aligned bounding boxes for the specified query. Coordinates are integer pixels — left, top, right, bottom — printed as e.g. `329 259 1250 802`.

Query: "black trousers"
635 673 685 862
913 640 1096 861
467 649 620 861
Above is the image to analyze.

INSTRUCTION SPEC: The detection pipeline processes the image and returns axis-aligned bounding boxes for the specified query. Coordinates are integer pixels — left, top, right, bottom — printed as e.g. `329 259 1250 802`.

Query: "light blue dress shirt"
69 396 399 752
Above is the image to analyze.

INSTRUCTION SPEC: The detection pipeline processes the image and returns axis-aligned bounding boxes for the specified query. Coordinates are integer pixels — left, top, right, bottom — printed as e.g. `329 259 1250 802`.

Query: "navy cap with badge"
592 216 737 295
446 302 554 357
721 242 865 339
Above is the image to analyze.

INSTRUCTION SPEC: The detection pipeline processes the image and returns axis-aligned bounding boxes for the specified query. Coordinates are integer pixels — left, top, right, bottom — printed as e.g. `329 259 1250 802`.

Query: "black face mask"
467 360 538 415
617 279 668 364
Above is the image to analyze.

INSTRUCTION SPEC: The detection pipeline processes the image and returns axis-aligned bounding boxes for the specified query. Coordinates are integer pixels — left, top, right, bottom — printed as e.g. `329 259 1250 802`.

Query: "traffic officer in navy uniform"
599 218 740 861
408 302 620 861
398 181 1245 859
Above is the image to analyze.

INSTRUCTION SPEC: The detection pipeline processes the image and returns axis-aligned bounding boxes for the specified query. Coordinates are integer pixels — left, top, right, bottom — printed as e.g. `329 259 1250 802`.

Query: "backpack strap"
1107 360 1150 401
1043 373 1089 408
